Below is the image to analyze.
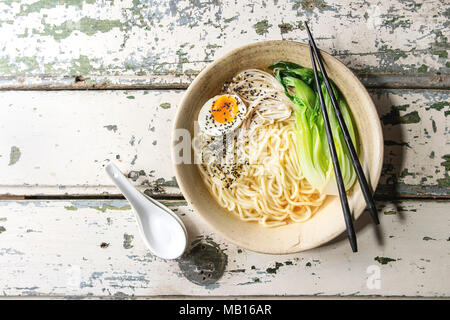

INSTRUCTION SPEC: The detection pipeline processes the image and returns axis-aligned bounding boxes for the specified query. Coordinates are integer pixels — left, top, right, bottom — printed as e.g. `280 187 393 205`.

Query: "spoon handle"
105 163 150 213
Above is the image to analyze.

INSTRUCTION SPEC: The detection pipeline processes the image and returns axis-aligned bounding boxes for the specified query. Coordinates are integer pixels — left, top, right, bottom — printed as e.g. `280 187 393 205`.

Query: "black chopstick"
305 22 380 226
308 41 357 252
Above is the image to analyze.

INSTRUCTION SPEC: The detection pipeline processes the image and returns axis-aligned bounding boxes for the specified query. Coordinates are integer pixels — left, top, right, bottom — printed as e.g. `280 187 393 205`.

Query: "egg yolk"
210 95 239 124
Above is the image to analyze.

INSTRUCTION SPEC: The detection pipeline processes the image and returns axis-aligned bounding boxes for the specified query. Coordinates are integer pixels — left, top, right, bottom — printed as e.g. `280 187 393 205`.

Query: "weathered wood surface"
0 0 448 89
0 89 448 197
0 0 448 300
0 199 448 297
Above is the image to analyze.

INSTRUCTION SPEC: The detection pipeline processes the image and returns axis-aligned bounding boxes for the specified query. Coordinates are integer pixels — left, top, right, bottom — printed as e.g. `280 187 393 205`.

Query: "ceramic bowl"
172 40 383 254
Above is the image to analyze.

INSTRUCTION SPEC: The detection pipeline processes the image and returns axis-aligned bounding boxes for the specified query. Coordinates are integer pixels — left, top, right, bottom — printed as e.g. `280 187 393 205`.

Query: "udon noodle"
194 69 326 227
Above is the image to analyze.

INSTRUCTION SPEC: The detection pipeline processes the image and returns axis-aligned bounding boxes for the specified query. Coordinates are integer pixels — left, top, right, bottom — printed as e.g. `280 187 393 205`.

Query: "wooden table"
0 0 448 299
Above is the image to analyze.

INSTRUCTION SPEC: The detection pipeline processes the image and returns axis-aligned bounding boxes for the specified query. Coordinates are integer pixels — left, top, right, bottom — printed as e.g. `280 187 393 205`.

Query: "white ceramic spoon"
105 163 187 259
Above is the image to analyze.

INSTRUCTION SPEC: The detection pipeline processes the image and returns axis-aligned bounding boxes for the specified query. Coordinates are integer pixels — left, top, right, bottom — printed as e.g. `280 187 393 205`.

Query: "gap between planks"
0 194 448 201
0 73 449 91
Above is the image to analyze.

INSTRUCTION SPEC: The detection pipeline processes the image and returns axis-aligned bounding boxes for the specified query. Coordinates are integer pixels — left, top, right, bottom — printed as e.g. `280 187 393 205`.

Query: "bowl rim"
172 40 384 253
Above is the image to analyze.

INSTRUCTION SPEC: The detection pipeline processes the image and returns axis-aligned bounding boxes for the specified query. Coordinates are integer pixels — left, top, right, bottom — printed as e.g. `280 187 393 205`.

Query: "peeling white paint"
0 89 447 196
0 0 448 81
0 199 448 297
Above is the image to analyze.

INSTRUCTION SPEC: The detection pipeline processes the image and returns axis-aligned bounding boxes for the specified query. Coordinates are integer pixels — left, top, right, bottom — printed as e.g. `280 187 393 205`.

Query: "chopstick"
306 39 357 253
305 22 379 226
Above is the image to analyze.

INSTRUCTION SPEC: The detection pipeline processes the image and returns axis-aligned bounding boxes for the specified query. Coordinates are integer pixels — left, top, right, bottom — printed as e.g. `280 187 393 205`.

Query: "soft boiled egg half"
198 94 247 136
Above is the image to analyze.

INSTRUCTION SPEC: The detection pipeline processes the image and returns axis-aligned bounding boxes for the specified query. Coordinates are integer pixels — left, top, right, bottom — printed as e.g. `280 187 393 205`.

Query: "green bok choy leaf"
269 62 358 195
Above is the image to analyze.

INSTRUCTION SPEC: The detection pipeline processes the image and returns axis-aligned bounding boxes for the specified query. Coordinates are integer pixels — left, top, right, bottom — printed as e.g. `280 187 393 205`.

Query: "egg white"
197 94 247 136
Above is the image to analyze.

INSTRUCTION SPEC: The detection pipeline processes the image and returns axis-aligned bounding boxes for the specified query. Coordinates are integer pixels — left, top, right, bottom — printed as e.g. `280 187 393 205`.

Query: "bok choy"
269 61 358 195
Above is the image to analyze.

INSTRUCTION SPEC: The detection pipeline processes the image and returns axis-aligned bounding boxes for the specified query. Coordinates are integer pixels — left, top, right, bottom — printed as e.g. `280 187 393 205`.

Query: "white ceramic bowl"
172 40 383 254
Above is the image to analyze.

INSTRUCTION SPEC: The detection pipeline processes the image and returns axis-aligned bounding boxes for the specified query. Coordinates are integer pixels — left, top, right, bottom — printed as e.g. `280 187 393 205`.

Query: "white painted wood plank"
375 89 450 197
0 0 448 88
0 89 448 197
0 199 448 297
0 90 182 196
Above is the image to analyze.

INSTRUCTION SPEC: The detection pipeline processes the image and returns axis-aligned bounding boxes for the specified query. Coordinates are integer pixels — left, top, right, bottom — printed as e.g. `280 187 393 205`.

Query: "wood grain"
0 0 448 88
0 0 448 300
0 89 448 198
0 199 448 297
